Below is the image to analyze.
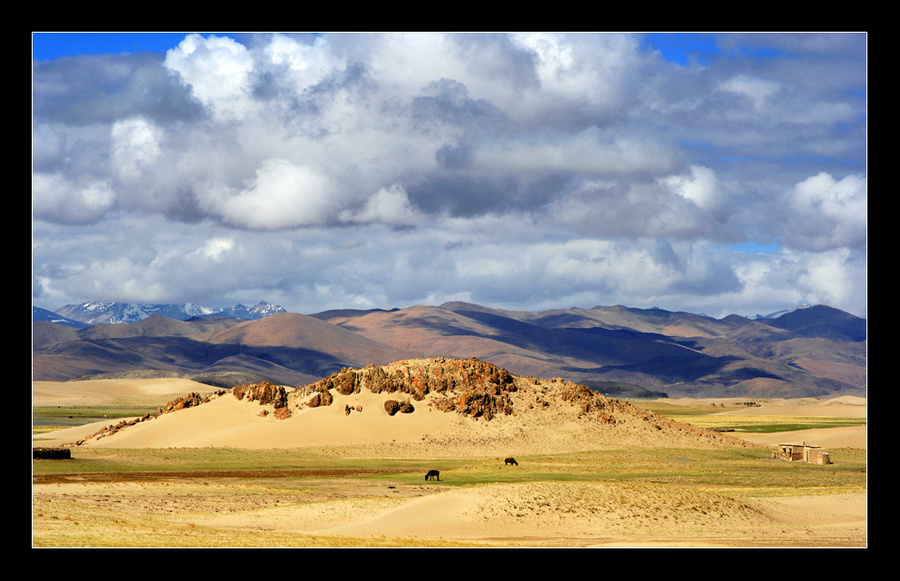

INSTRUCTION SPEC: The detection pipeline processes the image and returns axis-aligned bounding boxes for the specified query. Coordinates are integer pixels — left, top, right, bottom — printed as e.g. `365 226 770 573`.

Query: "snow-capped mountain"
753 303 811 320
49 301 287 325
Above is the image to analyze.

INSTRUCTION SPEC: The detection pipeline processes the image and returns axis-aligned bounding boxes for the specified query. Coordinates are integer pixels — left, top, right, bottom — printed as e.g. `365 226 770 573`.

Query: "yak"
504 457 518 466
425 469 440 481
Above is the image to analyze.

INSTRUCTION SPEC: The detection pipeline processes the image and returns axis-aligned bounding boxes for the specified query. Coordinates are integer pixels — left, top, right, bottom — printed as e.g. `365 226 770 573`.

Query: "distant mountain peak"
49 301 287 325
754 303 811 320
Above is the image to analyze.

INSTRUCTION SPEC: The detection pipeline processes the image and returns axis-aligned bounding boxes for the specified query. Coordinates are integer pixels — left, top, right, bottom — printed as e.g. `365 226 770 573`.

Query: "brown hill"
505 303 747 338
33 301 866 399
32 311 415 387
317 302 865 398
60 358 749 456
318 304 580 380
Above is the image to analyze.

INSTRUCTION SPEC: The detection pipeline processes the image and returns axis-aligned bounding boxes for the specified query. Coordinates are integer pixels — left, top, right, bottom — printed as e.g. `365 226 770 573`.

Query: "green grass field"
33 405 161 434
631 400 867 433
33 444 866 495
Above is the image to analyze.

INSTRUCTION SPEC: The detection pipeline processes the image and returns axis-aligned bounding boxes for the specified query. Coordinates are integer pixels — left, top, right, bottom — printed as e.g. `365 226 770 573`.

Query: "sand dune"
662 395 867 418
716 395 867 418
185 481 866 546
33 376 867 547
739 425 866 449
77 390 463 450
36 371 756 455
35 377 867 452
33 377 214 407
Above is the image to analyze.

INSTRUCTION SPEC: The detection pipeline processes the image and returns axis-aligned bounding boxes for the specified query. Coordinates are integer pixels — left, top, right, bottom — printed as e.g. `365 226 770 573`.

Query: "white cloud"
717 74 782 111
164 34 256 120
541 239 678 294
110 117 162 181
197 158 338 230
506 33 640 126
547 177 722 241
783 172 867 251
262 33 341 92
31 33 867 318
339 184 421 226
195 238 235 261
796 248 860 307
33 172 117 224
662 165 726 215
364 33 469 101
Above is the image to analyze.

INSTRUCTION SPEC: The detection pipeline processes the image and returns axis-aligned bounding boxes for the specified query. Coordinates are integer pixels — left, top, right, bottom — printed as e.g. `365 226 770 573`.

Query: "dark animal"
504 457 518 466
425 469 440 481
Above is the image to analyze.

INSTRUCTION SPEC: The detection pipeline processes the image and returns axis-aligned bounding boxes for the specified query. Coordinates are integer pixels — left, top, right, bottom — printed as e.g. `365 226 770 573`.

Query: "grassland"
32 395 866 548
33 405 161 435
631 400 867 433
33 444 866 547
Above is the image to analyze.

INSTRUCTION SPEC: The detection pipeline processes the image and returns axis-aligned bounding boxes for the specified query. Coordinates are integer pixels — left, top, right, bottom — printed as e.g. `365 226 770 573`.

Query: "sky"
32 32 867 319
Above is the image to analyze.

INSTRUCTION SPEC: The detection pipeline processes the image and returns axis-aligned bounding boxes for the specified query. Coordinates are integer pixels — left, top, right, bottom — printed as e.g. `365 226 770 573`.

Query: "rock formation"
299 357 517 420
232 381 290 418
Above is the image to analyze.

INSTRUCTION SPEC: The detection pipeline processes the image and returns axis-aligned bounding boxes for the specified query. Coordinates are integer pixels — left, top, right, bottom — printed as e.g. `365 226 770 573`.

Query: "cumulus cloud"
32 32 867 317
782 172 867 251
193 237 235 262
662 165 727 216
110 117 163 181
339 184 421 226
33 172 117 224
164 34 257 120
195 158 339 230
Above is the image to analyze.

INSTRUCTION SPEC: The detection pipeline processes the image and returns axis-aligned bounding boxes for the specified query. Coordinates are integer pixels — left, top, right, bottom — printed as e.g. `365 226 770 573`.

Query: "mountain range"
38 301 286 327
32 301 866 399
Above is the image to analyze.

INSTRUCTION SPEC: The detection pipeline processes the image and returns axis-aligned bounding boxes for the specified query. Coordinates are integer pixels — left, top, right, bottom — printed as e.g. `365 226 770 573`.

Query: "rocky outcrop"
157 391 221 415
232 382 287 406
232 381 291 419
384 399 415 415
302 357 517 420
305 385 333 408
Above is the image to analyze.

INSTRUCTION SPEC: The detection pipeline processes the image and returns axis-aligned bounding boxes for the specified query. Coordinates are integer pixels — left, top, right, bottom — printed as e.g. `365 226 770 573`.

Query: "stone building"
773 441 832 465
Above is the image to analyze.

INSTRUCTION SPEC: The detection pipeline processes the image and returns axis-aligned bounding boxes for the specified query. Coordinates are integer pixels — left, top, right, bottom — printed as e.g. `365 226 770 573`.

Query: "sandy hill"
48 358 749 457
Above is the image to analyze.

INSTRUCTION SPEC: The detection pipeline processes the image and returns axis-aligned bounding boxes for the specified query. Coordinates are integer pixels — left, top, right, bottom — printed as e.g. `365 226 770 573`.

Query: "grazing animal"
425 469 440 481
505 457 518 466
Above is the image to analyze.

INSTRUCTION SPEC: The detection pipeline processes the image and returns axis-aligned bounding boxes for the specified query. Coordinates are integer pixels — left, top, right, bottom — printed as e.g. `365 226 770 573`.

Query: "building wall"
774 444 831 464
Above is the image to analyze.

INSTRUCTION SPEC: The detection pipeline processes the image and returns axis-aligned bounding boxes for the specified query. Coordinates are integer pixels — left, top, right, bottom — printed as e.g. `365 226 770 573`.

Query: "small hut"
772 441 832 465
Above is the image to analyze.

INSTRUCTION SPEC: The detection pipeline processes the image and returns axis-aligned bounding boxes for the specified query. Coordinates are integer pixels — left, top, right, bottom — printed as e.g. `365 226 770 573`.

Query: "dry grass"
32 379 866 548
33 445 866 548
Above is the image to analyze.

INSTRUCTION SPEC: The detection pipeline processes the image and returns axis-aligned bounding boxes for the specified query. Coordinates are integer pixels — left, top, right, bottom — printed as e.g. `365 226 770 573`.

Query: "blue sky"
34 32 724 66
33 33 188 59
32 32 867 318
33 32 246 60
